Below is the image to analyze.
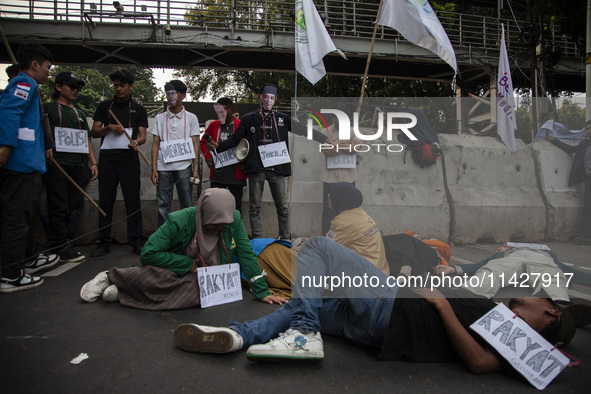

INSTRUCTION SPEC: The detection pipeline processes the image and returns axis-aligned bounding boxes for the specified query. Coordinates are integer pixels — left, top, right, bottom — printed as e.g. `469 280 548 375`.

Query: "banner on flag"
497 25 517 152
295 0 346 85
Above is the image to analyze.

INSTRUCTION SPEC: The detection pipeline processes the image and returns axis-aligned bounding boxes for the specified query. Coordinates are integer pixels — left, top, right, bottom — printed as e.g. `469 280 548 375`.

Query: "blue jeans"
248 170 289 239
231 236 397 348
156 166 193 227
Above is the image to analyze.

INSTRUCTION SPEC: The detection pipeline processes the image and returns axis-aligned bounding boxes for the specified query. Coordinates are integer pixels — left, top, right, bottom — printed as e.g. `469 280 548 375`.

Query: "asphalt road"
1 241 590 393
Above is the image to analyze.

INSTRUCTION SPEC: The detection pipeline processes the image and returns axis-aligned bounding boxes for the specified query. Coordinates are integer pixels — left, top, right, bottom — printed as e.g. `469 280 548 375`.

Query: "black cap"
55 71 85 86
554 303 576 347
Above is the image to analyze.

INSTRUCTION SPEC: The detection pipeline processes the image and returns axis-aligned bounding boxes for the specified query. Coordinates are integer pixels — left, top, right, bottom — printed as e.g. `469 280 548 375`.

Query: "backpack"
403 142 441 168
394 107 441 168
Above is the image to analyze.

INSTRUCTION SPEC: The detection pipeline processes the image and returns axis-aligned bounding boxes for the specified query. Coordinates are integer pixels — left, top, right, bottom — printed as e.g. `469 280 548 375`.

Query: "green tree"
40 66 158 116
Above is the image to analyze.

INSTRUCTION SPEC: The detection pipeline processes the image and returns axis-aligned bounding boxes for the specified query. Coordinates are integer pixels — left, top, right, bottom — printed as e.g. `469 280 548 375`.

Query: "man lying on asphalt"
173 236 577 375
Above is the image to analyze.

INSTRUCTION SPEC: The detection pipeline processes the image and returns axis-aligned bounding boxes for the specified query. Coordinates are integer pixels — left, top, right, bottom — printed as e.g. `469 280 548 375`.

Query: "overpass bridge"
0 0 584 93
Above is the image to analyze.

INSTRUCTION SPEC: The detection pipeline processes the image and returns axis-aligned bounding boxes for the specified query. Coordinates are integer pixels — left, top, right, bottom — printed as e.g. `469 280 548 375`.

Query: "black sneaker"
0 271 44 293
132 245 143 256
24 254 60 274
59 248 86 263
90 245 111 258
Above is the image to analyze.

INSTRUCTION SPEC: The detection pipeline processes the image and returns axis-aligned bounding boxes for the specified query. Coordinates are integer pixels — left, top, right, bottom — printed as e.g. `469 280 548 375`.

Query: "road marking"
41 262 83 277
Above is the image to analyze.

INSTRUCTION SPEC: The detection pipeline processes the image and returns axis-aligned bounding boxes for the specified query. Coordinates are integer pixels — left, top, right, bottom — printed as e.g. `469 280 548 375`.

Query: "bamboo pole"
108 109 151 165
357 0 384 112
50 157 106 217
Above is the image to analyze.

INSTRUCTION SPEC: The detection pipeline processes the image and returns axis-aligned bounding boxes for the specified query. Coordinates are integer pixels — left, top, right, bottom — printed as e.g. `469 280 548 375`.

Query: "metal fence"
0 0 580 57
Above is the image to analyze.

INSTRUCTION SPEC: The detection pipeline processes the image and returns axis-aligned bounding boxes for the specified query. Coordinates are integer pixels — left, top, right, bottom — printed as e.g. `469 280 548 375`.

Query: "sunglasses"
67 83 83 91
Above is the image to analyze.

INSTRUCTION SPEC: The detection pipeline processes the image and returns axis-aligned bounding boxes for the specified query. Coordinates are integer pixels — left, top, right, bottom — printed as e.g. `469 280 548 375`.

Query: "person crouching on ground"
80 188 286 309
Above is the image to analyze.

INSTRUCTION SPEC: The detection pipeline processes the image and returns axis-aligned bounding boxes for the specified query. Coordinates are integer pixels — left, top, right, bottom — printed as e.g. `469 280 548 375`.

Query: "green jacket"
140 207 272 300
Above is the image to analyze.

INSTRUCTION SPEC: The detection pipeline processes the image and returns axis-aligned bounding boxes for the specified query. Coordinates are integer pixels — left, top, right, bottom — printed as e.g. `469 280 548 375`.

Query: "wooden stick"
50 157 106 217
357 0 384 113
108 109 151 165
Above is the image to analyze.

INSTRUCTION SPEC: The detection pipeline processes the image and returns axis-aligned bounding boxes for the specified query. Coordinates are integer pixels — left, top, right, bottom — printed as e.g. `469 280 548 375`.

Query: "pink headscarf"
185 188 235 267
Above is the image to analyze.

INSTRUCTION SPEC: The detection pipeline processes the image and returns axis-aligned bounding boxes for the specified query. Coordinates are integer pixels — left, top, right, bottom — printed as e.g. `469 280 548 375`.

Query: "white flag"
378 0 457 75
295 0 346 85
496 25 517 152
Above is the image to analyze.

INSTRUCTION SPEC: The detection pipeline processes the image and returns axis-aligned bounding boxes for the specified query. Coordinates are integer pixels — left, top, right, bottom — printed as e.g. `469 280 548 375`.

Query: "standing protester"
200 97 246 213
150 80 200 227
208 83 328 240
91 69 148 257
42 71 98 262
547 122 591 245
0 43 59 293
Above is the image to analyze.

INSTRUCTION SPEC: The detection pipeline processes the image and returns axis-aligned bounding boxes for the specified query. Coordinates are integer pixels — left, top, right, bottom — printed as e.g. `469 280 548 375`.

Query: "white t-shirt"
151 107 200 171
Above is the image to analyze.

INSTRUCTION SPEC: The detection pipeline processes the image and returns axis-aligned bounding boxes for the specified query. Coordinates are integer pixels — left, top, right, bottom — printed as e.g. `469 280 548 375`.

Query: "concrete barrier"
529 140 583 241
439 134 546 244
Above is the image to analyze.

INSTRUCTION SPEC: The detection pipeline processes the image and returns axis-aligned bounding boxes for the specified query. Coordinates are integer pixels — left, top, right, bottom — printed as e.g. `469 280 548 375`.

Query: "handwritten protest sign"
213 148 241 169
196 264 242 308
54 127 89 154
258 141 291 167
101 127 133 150
160 138 196 163
327 153 356 169
470 303 569 390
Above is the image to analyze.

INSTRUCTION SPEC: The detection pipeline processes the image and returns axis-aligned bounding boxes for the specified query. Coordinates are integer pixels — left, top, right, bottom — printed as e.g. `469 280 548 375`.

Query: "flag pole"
357 0 384 112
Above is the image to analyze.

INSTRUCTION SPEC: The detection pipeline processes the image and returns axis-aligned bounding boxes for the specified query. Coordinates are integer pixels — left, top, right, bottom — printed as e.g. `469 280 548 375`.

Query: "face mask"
166 90 178 107
261 93 276 111
214 104 227 125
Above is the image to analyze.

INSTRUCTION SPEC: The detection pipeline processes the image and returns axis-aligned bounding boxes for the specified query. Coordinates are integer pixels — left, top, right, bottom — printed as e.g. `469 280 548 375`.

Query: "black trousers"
210 182 245 214
0 169 38 278
42 162 84 250
97 156 144 247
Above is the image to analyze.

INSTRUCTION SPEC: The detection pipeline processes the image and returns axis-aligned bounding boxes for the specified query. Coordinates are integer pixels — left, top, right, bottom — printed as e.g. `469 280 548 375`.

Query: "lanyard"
259 110 280 145
165 109 187 142
56 101 82 130
108 101 131 129
191 232 230 267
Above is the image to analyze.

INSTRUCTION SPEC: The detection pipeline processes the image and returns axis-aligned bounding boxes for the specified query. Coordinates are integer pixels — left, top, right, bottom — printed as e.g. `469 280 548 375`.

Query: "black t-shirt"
93 97 149 161
379 288 504 366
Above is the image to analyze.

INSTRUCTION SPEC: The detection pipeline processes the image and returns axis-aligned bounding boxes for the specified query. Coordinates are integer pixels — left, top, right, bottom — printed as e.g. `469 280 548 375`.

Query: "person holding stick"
91 69 148 257
42 71 98 262
0 43 60 293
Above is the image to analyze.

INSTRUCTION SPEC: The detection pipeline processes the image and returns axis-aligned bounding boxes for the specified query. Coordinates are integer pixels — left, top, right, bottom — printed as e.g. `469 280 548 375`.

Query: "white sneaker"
174 323 243 353
80 271 110 302
102 284 119 302
246 329 323 362
24 254 60 274
0 271 44 294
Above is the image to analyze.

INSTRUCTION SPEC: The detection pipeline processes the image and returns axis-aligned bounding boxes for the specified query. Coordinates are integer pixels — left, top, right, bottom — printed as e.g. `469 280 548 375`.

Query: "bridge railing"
0 0 580 57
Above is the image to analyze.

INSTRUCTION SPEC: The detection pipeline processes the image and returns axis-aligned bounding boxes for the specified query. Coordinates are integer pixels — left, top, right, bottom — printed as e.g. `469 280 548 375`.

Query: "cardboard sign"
213 148 241 169
196 264 242 309
101 127 133 150
327 153 356 169
258 141 291 167
54 127 89 154
160 138 196 163
470 303 569 390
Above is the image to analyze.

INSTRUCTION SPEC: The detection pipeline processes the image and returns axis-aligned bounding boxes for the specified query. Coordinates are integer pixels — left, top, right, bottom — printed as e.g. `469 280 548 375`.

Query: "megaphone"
235 139 249 161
